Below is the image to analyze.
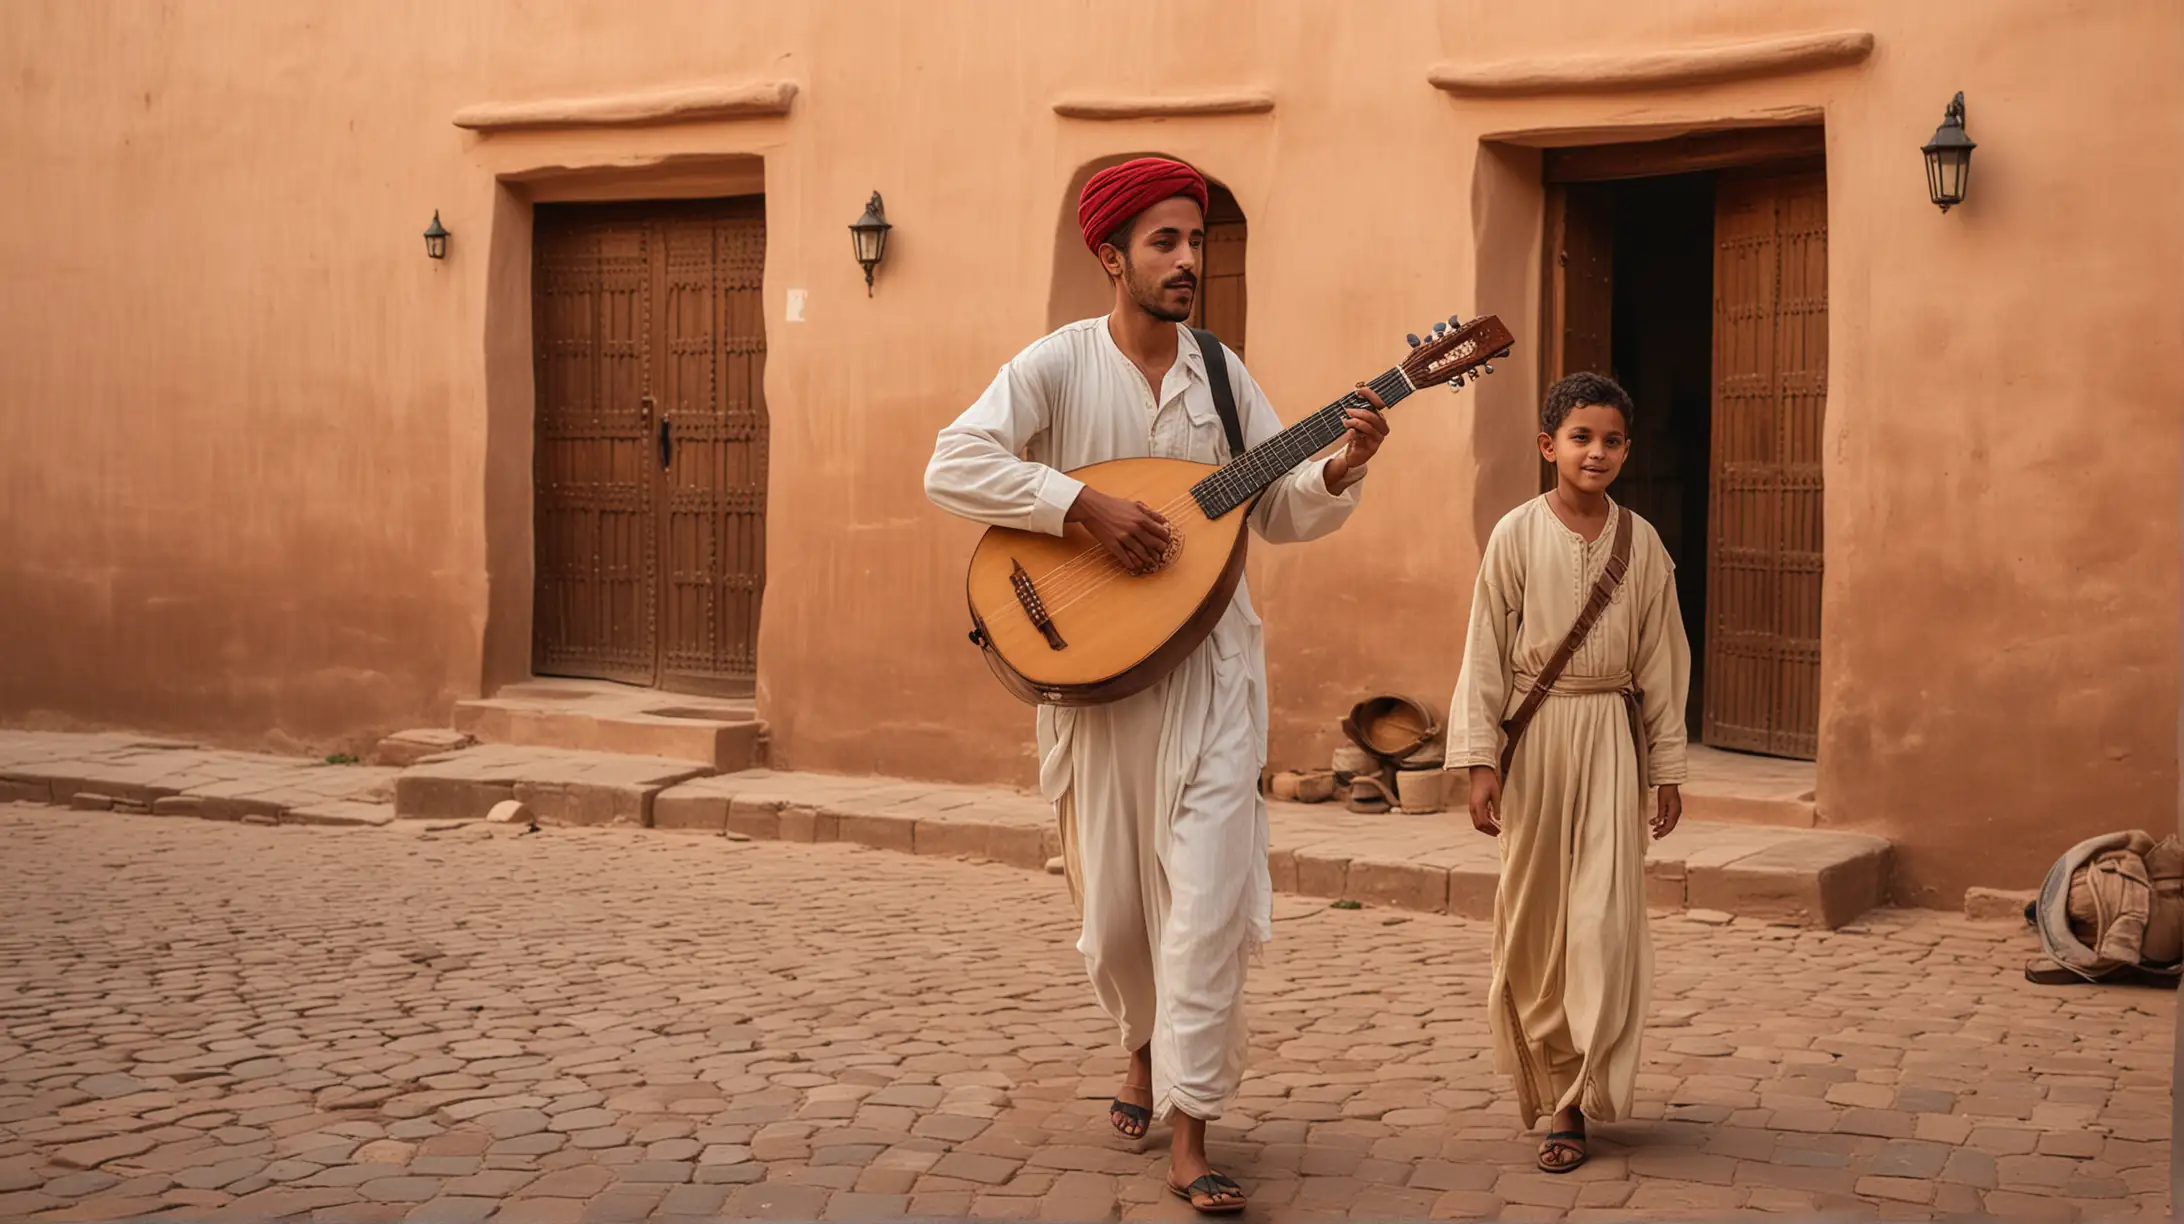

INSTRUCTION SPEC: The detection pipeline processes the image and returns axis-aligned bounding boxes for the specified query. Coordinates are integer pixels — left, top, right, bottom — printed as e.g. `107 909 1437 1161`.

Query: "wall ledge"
1429 30 1873 98
1052 90 1274 120
454 80 797 132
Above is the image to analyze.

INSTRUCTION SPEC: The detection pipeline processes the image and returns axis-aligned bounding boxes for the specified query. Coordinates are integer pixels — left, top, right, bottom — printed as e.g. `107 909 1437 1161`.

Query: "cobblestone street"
0 803 2169 1222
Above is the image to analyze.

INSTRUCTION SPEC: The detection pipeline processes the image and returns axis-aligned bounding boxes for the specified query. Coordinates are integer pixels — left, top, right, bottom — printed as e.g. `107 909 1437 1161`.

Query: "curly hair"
1541 371 1635 436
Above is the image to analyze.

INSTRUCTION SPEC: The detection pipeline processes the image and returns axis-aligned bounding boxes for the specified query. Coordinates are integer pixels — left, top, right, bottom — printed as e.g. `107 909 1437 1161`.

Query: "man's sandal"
1108 1083 1152 1140
1537 1130 1588 1173
1168 1170 1247 1214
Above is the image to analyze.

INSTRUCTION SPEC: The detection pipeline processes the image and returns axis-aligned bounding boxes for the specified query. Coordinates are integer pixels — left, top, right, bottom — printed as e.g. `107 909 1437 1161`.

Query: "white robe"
924 318 1362 1120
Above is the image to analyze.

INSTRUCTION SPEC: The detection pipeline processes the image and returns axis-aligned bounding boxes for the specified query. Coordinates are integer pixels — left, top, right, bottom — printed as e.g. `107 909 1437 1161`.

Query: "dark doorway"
1610 174 1715 739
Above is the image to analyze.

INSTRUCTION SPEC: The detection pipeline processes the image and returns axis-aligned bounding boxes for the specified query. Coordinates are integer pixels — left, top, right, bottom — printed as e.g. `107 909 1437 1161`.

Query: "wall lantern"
423 210 450 260
1921 92 1976 213
848 191 891 295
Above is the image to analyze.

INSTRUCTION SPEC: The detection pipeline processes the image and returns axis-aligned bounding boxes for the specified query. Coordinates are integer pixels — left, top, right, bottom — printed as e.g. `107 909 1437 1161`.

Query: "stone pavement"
0 732 1889 929
0 802 2169 1223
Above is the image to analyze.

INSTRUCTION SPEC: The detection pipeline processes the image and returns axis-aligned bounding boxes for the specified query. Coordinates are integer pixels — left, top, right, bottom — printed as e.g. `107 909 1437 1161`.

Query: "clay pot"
1270 771 1304 802
1330 743 1377 780
1295 771 1338 804
1395 767 1445 814
1342 695 1443 765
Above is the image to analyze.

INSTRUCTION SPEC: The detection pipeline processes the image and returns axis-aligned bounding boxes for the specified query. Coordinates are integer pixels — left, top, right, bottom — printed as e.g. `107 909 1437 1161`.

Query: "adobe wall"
0 1 2176 904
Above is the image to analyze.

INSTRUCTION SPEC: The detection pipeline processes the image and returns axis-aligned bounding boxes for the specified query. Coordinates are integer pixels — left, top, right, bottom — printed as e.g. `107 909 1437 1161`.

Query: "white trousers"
1057 653 1265 1123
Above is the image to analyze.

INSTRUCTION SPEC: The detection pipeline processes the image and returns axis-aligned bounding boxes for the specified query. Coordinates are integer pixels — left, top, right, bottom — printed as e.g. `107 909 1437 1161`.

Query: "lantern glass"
851 222 886 265
1925 148 1971 209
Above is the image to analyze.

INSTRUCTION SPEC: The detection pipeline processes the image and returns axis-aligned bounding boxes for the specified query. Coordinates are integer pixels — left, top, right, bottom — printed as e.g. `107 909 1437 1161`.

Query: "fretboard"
1190 366 1414 519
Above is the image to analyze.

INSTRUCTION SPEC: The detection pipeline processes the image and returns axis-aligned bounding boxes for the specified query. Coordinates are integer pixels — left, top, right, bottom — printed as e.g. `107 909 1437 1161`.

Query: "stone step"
656 769 1892 930
451 678 764 771
393 743 714 827
1428 748 1817 829
0 728 1890 929
0 730 399 827
1628 744 1817 829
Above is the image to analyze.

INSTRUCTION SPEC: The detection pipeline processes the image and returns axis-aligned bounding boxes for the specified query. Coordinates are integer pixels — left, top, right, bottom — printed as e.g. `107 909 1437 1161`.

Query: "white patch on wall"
786 289 807 322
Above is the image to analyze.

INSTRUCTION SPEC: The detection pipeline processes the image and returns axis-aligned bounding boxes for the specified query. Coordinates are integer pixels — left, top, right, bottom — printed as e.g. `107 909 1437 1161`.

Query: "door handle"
658 415 672 470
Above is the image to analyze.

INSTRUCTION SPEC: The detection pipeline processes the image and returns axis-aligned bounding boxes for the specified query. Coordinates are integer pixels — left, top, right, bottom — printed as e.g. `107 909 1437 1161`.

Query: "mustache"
1162 273 1197 289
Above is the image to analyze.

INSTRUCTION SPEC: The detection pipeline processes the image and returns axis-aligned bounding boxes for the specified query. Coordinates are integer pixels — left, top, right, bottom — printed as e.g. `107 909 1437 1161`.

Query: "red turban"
1077 157 1209 252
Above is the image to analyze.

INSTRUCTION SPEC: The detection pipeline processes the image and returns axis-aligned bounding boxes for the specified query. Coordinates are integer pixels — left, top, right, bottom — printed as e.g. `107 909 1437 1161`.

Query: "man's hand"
1467 766 1501 837
1651 784 1682 840
1324 406 1390 492
1066 486 1171 574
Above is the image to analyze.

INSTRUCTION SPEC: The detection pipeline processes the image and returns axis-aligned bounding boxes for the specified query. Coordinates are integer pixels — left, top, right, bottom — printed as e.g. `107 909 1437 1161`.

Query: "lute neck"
1189 365 1414 519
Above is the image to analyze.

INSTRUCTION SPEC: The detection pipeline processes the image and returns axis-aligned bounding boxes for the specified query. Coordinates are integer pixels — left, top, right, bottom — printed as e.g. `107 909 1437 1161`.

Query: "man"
924 156 1385 1213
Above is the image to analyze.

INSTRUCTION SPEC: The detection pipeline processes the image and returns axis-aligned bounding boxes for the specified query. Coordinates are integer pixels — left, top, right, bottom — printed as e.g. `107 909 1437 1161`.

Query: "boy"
1443 371 1691 1173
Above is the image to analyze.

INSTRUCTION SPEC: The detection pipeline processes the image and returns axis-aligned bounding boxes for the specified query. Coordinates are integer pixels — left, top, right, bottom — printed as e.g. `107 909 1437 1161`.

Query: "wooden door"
533 212 658 684
533 199 769 693
1707 170 1825 758
656 203 768 695
1540 182 1615 491
1188 183 1248 359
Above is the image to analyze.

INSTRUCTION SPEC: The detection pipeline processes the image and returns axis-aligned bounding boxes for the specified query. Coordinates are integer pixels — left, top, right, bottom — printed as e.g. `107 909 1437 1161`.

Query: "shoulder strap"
1191 327 1247 460
1498 506 1634 777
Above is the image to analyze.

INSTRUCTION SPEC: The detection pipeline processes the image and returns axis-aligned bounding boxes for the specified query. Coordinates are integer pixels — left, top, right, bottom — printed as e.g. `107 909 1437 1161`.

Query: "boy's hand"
1650 784 1682 840
1467 766 1501 837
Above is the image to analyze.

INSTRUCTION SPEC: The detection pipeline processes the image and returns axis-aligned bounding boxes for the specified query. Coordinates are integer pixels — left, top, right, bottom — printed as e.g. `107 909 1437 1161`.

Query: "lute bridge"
1009 559 1067 651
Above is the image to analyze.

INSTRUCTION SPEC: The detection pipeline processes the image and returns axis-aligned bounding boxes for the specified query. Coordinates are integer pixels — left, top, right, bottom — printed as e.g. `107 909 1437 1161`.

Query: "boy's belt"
1503 671 1650 793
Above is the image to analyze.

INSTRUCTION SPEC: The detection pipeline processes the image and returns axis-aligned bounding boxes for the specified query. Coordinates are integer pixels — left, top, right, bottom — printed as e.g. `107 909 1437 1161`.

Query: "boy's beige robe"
1446 495 1691 1127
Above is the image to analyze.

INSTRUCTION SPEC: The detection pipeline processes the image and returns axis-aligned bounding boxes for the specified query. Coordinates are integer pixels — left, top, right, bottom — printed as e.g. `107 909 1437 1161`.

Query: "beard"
1123 257 1196 323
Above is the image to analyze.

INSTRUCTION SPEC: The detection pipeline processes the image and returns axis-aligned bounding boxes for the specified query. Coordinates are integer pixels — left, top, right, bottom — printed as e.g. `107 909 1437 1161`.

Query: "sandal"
1538 1129 1588 1174
1168 1170 1247 1214
1108 1081 1152 1139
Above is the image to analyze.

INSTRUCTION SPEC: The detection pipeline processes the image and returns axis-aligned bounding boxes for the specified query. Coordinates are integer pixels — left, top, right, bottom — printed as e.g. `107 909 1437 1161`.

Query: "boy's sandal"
1168 1170 1247 1214
1108 1083 1152 1139
1537 1130 1588 1173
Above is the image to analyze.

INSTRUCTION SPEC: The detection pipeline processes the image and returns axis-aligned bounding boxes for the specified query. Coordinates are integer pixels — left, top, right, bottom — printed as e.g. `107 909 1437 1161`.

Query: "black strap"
1192 328 1247 460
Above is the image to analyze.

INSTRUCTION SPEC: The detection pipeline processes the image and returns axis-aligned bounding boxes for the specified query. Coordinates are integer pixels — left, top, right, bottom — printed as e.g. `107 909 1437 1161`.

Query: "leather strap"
1191 328 1247 460
1499 505 1633 779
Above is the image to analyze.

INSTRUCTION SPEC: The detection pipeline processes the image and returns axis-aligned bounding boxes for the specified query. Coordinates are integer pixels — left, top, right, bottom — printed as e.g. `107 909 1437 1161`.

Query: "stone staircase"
449 678 766 772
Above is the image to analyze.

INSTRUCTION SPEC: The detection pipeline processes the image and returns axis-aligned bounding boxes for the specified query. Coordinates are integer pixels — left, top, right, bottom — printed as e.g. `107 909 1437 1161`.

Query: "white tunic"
924 318 1362 1119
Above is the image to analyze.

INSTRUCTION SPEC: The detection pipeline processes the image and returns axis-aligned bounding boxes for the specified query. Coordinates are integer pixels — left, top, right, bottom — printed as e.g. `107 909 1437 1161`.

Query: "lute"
962 313 1517 707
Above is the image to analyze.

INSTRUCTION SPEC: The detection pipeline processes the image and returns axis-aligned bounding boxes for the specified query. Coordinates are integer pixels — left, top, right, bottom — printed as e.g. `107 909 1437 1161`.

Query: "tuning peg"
1406 333 1421 348
1448 374 1466 389
1482 362 1495 375
1448 314 1462 327
1432 321 1447 337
